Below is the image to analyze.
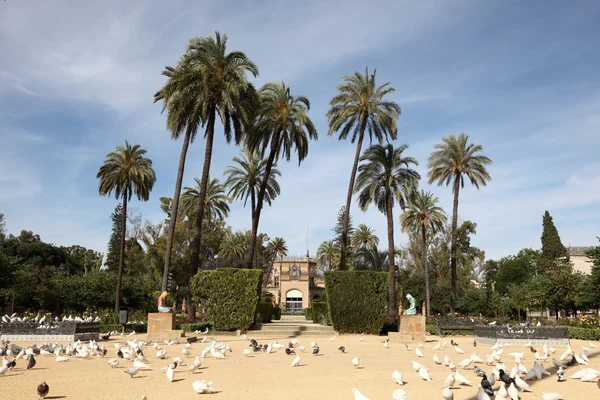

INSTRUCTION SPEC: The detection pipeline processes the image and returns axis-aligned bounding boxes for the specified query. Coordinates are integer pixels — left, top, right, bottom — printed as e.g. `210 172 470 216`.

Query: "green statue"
403 293 416 315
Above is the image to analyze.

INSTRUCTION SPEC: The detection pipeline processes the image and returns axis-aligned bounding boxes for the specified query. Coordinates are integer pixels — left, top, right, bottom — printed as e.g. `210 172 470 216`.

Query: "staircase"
249 314 336 338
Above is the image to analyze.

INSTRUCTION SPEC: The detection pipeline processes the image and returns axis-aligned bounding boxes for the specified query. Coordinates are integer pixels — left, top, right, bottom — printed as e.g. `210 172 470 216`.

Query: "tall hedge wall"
324 271 389 334
311 302 329 324
191 268 262 331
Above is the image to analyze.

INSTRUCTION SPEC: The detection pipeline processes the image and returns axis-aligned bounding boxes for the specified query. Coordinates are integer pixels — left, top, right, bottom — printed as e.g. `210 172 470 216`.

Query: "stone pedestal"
147 313 184 341
389 315 426 341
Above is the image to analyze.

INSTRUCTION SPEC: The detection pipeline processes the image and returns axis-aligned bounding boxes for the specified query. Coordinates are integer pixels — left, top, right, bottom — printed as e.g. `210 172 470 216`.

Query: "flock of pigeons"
1 313 102 325
1 314 600 399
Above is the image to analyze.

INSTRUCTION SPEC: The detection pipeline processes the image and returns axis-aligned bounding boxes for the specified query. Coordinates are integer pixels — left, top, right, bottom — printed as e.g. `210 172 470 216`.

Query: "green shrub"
190 268 262 331
256 302 274 323
304 308 312 320
273 307 281 320
311 302 329 324
568 326 600 341
324 271 389 334
177 322 212 333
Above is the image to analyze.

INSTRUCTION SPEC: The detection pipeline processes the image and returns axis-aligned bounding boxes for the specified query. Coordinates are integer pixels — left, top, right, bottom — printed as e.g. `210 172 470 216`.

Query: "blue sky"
1 0 599 261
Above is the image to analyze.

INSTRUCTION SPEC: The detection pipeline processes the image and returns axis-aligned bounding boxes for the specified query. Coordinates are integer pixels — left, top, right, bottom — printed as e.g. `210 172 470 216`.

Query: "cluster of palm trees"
97 31 492 316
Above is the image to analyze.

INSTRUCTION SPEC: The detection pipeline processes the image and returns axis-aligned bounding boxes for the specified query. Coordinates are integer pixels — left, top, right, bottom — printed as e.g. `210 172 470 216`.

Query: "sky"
1 0 599 261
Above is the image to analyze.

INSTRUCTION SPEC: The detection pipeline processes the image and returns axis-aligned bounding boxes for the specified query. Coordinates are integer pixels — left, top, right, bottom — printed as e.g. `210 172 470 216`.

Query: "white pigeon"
510 352 524 359
359 336 364 342
476 387 491 400
415 348 423 358
156 349 167 359
329 335 337 341
107 359 119 368
166 366 175 382
432 342 441 351
559 347 571 361
133 360 151 370
192 380 215 394
298 346 306 353
507 382 519 400
187 363 199 374
291 355 301 367
0 365 8 376
470 353 483 363
418 367 432 381
352 388 371 400
242 349 251 356
411 361 423 371
454 370 471 386
392 370 404 385
444 373 456 389
514 375 532 392
182 348 191 357
419 341 424 348
124 367 139 378
454 346 464 354
384 341 390 349
272 342 284 349
443 354 450 366
458 358 472 368
441 384 454 400
574 353 587 365
392 388 409 400
589 342 598 348
310 341 317 348
56 355 69 362
352 357 360 368
542 393 564 400
433 354 441 364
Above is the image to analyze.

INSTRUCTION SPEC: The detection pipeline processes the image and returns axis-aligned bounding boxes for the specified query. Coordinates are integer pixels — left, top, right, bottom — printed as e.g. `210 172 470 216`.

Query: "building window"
309 277 315 288
274 276 279 287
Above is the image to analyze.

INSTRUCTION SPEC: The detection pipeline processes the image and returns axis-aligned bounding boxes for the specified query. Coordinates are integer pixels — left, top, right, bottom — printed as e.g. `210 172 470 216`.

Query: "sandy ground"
1 333 599 400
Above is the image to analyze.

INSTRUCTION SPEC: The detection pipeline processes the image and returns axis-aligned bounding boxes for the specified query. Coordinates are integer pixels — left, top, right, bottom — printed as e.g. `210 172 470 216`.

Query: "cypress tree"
105 204 123 272
333 206 355 269
540 210 569 272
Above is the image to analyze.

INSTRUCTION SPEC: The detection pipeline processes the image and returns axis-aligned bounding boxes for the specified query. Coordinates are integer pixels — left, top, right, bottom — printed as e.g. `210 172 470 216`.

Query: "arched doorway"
285 289 303 313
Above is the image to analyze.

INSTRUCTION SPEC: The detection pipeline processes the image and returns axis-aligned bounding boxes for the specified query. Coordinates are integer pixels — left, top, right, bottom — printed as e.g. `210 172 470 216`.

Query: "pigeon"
514 375 532 392
566 355 578 367
442 385 454 400
55 355 69 363
476 386 491 400
133 360 151 370
359 336 364 342
411 361 423 371
338 346 346 353
444 373 456 389
352 388 371 400
192 380 215 394
37 382 49 399
312 347 319 356
285 348 295 355
474 365 485 376
392 370 404 385
124 368 139 378
415 348 423 358
432 342 441 351
557 367 565 382
329 335 337 341
473 340 477 347
107 359 119 368
392 388 409 400
542 393 564 400
166 365 175 382
291 355 301 367
454 370 472 386
0 364 7 377
552 358 566 369
182 348 190 357
433 354 441 364
242 349 251 356
310 341 317 348
507 382 519 400
187 363 199 374
451 340 458 346
27 355 36 369
530 346 537 353
352 357 360 368
470 353 484 363
458 358 472 368
298 346 306 353
419 341 424 348
480 374 494 396
499 369 515 385
454 346 464 354
419 367 432 381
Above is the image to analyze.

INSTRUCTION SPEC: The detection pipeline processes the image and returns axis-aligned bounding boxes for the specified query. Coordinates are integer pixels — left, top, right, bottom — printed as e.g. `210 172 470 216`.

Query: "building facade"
264 254 325 313
568 246 593 275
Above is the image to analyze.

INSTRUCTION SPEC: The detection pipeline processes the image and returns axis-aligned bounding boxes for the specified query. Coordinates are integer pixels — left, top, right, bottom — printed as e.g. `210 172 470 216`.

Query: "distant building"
264 254 325 313
568 246 593 275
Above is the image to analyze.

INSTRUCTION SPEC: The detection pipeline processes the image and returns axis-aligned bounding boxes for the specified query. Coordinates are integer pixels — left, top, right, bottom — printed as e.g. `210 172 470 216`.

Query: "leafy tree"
218 232 246 266
97 140 156 312
493 248 539 295
351 224 379 251
327 68 401 270
355 247 398 272
539 210 569 272
355 143 420 318
427 133 492 312
245 82 317 268
400 190 446 316
105 204 123 272
0 213 5 236
180 176 230 222
332 206 355 267
585 238 600 310
317 239 338 271
540 261 581 318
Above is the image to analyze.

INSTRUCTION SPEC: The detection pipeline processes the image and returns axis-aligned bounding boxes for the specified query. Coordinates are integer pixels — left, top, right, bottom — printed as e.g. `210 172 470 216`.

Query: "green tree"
327 68 401 270
245 82 317 268
218 232 246 266
400 190 447 316
263 237 288 286
493 248 539 295
351 224 379 251
171 33 258 308
585 238 600 311
180 176 230 222
539 210 569 272
355 143 420 318
224 148 281 230
105 204 123 272
317 239 338 271
332 206 355 267
355 247 396 272
427 133 492 312
97 140 156 312
0 213 5 236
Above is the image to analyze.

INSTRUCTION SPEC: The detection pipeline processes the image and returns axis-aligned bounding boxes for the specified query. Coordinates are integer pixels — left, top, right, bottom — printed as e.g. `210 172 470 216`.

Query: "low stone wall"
0 322 99 342
474 325 570 346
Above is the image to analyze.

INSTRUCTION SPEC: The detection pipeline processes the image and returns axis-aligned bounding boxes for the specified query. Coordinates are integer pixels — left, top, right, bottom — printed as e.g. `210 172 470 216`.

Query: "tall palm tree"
356 247 394 272
327 68 401 270
154 63 202 293
218 232 246 265
427 133 492 313
97 141 156 312
400 190 447 316
180 176 230 222
168 32 258 303
244 82 317 268
355 143 419 318
317 240 338 271
224 148 281 224
351 223 380 251
264 237 288 286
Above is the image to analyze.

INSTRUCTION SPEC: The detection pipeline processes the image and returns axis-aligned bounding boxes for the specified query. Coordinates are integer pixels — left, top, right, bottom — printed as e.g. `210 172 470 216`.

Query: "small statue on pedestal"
403 294 417 315
157 291 171 313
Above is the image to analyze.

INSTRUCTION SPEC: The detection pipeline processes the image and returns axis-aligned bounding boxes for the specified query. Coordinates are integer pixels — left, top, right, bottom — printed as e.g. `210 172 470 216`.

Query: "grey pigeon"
474 366 485 377
480 374 494 396
489 372 496 386
37 382 49 399
124 368 139 378
338 346 345 353
27 355 36 369
552 358 566 369
312 347 319 356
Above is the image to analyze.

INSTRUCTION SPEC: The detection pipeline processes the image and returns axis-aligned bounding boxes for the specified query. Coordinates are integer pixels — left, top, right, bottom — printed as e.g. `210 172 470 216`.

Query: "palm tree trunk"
115 191 128 313
386 190 397 319
450 177 461 314
340 120 366 270
188 106 217 317
422 226 430 317
161 128 192 293
245 133 279 269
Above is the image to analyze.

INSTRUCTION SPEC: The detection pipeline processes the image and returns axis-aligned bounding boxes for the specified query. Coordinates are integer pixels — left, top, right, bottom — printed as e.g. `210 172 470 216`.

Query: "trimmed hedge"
191 268 262 331
312 302 329 324
324 271 389 334
256 302 274 323
100 323 147 333
568 326 600 341
273 307 282 320
304 308 312 320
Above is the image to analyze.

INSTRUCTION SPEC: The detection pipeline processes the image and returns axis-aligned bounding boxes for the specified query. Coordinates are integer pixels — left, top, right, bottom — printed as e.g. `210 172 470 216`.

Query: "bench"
436 319 476 337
